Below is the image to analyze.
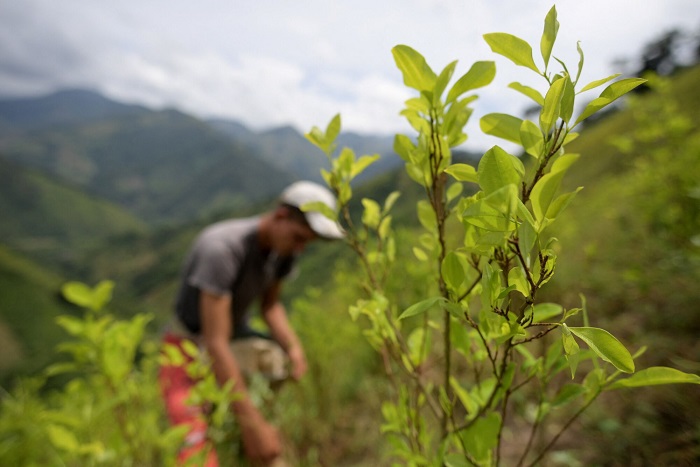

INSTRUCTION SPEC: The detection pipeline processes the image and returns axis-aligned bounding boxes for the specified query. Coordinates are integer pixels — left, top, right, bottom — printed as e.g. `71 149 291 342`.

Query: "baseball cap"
280 181 345 239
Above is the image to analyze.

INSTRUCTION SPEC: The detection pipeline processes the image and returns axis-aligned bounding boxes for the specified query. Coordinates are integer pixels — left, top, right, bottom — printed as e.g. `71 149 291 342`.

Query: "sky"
1 0 699 151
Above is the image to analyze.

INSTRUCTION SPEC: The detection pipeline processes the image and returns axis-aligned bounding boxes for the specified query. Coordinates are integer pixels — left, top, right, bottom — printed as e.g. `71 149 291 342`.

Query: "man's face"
271 209 318 255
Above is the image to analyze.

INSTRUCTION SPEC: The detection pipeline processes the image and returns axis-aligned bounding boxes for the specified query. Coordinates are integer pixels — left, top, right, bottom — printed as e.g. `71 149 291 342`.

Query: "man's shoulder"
195 216 259 252
202 216 259 239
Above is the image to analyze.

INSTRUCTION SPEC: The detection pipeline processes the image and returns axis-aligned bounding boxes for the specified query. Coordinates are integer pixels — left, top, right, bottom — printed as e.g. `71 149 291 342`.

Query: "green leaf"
569 326 635 373
540 76 567 133
47 424 80 452
520 119 545 159
446 61 496 103
561 326 579 355
413 247 428 262
392 45 437 92
533 303 563 323
480 113 523 145
399 296 446 320
607 367 700 390
61 281 94 309
578 73 621 93
575 78 647 126
447 182 464 203
444 96 476 143
92 280 114 311
484 32 539 73
508 82 544 106
463 184 519 232
55 315 85 336
463 199 514 232
361 198 381 229
394 134 415 162
434 60 458 102
575 41 585 84
417 200 436 231
326 113 341 145
531 170 565 223
301 201 336 222
305 126 325 152
44 362 78 377
507 266 529 297
560 76 576 122
478 145 523 194
383 191 401 214
517 204 538 256
552 383 587 407
546 186 583 219
459 412 501 463
445 163 478 183
61 280 114 311
444 454 473 467
407 327 431 366
561 324 580 379
450 377 479 417
351 154 380 178
530 154 579 223
442 252 466 291
540 6 559 68
305 114 341 155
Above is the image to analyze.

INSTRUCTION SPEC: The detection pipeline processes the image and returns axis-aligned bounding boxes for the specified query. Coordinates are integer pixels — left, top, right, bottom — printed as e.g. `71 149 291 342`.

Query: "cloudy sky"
1 0 699 151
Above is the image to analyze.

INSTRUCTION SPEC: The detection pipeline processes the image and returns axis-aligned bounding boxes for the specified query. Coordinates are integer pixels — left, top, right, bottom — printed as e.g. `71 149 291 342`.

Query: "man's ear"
273 205 291 220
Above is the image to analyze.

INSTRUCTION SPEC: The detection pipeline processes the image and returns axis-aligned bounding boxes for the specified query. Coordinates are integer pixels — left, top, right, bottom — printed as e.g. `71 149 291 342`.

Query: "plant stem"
526 390 601 467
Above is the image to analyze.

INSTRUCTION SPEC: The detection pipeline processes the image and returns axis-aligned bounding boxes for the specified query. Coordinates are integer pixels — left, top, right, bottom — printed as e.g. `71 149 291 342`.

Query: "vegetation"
304 6 700 465
0 108 294 226
0 5 699 466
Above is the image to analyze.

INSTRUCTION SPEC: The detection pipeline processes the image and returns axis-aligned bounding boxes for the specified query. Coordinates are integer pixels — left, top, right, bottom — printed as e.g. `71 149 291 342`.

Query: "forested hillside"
0 104 294 225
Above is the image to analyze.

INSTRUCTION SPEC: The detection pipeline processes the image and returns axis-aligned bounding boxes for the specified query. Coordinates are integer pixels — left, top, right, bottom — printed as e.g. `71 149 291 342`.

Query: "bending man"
159 181 344 466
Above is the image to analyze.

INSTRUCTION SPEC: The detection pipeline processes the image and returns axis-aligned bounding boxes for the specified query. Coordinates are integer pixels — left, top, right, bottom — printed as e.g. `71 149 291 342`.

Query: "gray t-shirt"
175 216 295 337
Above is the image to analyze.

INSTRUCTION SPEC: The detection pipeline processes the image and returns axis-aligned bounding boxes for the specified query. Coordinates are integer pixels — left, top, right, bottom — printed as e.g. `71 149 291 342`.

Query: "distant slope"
0 103 295 225
208 119 399 183
0 245 72 382
0 88 148 130
563 65 700 189
0 156 147 268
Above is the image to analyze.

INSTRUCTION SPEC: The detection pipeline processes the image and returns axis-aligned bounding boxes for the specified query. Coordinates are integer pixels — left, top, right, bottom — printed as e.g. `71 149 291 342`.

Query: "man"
159 181 344 466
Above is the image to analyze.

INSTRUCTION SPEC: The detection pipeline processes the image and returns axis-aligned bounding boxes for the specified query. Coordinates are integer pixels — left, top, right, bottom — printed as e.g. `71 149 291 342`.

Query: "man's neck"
256 212 274 249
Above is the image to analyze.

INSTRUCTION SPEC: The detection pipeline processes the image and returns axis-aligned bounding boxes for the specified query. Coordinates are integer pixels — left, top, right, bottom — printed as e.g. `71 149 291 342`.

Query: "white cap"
280 181 345 239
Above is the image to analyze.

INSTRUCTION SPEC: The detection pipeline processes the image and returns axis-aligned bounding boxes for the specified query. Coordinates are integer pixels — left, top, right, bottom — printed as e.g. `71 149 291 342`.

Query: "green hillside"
0 108 295 225
539 68 700 463
0 156 147 270
0 245 72 383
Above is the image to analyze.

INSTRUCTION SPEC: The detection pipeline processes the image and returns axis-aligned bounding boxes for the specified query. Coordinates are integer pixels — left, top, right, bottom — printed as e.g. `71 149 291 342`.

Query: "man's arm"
261 282 307 380
199 290 282 462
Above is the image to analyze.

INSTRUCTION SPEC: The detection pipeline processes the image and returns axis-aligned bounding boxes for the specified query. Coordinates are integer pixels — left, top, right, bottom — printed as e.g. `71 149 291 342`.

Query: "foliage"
0 245 75 382
0 109 293 226
0 156 147 270
305 6 700 466
0 280 214 466
546 72 700 464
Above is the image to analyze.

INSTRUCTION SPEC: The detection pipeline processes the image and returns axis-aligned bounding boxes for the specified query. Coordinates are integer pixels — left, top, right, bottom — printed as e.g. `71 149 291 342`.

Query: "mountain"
0 155 147 271
0 89 413 227
0 89 148 131
208 119 400 183
0 94 296 225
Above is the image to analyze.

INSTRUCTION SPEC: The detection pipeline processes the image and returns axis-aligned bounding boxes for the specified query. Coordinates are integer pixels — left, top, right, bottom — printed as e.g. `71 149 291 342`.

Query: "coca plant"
305 6 699 466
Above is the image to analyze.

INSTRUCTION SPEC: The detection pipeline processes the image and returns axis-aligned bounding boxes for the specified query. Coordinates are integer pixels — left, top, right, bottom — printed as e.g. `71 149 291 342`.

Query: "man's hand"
240 413 283 463
287 345 307 380
261 283 308 382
